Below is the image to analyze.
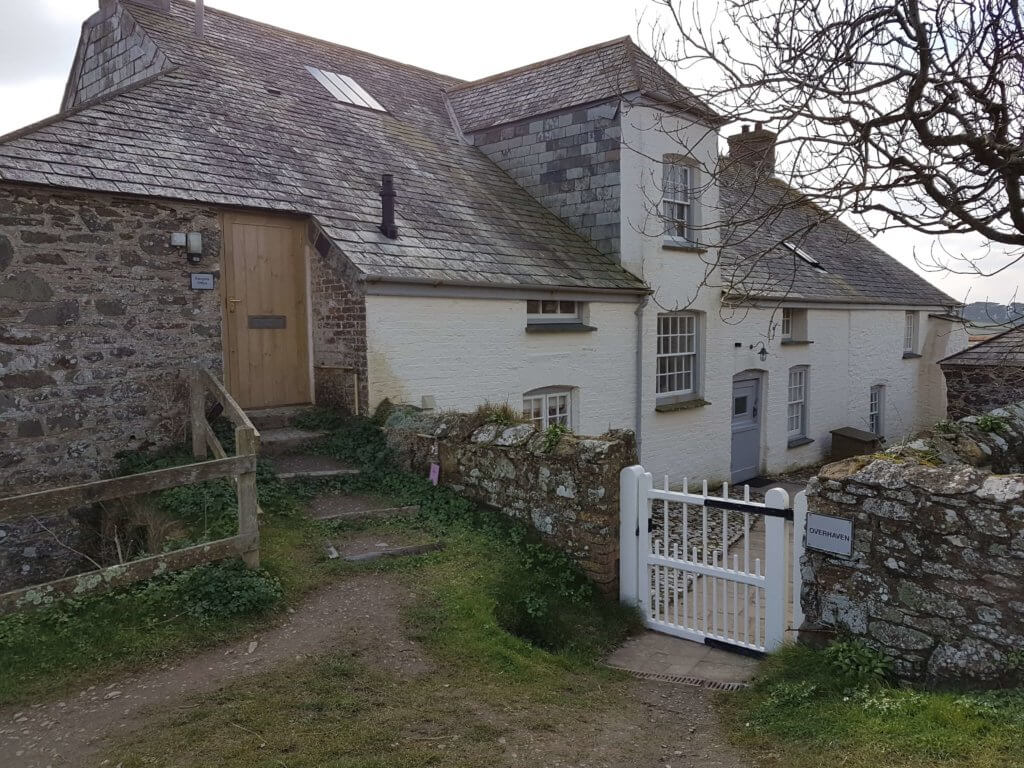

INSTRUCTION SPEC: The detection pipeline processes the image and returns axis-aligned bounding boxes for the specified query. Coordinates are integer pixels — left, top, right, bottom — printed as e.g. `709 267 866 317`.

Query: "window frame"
904 311 919 353
781 308 793 339
869 384 885 436
662 157 699 246
526 299 583 325
523 387 573 430
656 312 700 398
787 366 809 439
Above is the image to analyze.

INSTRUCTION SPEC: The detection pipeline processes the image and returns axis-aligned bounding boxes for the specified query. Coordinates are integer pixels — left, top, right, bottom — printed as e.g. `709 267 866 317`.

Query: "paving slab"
270 454 359 479
309 493 417 521
606 630 760 687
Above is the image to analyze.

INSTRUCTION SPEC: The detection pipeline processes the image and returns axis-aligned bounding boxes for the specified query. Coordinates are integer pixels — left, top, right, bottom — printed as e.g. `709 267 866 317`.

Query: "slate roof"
0 1 646 293
940 325 1024 366
448 37 717 133
719 163 957 307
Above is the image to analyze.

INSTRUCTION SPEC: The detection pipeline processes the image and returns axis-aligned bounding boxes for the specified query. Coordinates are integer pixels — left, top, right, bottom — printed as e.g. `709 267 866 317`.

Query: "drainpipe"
634 295 649 461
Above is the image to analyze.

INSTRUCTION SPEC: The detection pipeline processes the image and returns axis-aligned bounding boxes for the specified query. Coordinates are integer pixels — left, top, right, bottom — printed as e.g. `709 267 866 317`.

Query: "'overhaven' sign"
806 513 854 557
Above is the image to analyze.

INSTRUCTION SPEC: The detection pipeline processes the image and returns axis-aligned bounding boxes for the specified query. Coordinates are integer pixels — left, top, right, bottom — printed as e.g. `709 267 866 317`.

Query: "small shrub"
541 423 570 452
168 560 283 620
976 413 1008 434
475 401 524 428
934 420 959 434
823 639 892 686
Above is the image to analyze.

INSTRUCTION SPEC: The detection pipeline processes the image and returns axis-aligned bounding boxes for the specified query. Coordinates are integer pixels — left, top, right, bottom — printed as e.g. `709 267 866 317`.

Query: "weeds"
541 422 571 452
976 413 1009 434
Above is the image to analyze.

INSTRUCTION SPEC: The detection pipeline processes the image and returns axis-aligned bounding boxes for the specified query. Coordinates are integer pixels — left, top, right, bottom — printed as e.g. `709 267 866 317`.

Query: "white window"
904 311 918 353
869 385 885 435
656 313 699 396
781 308 793 339
663 159 697 243
527 299 581 324
523 388 572 429
787 367 808 438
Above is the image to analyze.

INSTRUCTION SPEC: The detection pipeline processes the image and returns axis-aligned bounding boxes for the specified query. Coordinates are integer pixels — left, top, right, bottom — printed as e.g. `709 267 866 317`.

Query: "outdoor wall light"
749 341 769 362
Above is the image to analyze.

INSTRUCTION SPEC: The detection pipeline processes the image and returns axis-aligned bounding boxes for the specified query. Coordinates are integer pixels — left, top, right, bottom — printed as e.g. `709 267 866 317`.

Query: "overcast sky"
0 0 1019 305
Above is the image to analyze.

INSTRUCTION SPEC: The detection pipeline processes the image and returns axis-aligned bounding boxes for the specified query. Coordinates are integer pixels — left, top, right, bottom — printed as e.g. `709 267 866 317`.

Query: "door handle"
227 297 242 313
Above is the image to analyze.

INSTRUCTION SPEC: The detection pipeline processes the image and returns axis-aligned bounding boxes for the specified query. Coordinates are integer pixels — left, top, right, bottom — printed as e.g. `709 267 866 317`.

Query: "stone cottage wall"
0 183 223 493
801 402 1024 687
942 364 1024 420
383 409 636 594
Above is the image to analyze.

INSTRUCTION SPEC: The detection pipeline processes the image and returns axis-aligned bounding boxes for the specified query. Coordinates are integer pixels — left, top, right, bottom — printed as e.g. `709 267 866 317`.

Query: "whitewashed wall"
619 104 963 483
364 295 637 437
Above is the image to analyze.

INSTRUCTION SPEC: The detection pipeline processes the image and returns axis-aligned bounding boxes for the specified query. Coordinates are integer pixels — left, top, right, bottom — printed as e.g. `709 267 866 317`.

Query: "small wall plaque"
248 315 287 330
806 513 854 557
190 272 215 290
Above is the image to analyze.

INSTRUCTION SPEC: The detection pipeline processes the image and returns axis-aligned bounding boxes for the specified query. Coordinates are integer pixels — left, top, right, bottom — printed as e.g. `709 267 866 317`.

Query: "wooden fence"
0 367 260 614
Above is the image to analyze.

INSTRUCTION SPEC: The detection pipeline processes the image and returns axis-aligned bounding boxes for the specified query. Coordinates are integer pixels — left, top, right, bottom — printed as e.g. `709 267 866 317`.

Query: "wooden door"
730 376 761 483
222 213 311 409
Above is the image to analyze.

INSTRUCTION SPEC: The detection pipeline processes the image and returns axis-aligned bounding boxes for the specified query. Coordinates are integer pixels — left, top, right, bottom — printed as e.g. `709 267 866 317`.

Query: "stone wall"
383 408 636 594
0 512 96 593
0 183 223 492
942 364 1024 420
469 101 621 257
801 402 1024 687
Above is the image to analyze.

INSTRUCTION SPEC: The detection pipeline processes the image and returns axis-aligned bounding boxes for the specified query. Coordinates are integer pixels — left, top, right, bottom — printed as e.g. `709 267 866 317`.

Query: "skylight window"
305 66 385 112
783 241 826 272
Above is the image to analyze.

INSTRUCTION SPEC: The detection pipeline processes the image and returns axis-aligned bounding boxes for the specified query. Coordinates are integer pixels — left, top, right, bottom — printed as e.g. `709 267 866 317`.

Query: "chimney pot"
379 174 398 239
727 122 777 175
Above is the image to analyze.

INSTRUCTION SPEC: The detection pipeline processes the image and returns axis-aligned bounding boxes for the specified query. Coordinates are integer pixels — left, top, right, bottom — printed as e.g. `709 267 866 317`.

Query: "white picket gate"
619 465 807 656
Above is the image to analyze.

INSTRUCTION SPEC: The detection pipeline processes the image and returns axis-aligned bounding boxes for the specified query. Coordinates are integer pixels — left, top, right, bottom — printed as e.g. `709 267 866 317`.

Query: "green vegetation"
730 643 1024 768
0 409 636 707
473 400 526 427
541 421 571 452
976 413 1009 434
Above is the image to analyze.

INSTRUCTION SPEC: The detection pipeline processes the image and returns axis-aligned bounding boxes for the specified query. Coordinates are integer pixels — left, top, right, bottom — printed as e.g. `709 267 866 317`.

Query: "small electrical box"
170 232 187 247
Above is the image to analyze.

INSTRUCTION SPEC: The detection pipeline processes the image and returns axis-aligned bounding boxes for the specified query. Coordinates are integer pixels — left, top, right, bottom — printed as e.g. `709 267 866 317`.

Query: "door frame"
219 211 315 409
730 370 765 483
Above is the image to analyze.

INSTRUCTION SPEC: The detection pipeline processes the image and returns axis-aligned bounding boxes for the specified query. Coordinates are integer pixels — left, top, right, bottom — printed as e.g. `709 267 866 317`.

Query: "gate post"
619 465 645 606
764 487 789 652
791 490 808 631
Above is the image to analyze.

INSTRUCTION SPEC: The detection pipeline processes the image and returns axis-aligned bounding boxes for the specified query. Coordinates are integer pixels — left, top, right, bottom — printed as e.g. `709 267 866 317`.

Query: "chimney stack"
379 174 398 239
195 0 205 37
727 121 777 175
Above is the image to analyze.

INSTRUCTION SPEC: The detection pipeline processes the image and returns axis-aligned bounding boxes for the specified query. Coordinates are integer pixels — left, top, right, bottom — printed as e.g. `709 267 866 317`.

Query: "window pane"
734 396 748 416
527 300 540 314
559 301 576 315
542 300 558 314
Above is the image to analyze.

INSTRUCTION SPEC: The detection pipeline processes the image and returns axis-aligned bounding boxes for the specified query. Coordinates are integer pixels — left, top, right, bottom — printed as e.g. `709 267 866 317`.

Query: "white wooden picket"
620 465 804 655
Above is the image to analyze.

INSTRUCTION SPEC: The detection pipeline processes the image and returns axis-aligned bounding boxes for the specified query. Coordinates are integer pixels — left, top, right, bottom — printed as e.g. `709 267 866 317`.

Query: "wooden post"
190 367 208 460
234 425 260 568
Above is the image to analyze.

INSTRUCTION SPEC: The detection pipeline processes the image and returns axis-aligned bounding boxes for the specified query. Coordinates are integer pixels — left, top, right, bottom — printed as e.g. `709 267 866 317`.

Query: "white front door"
731 377 761 483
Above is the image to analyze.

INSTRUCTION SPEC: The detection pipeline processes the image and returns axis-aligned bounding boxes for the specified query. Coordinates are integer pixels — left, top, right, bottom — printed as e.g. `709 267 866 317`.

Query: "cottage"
0 0 965 493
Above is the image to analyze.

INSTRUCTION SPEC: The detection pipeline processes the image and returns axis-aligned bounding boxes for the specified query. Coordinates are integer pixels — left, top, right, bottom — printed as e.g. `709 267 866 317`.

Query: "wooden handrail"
196 366 259 437
0 456 256 522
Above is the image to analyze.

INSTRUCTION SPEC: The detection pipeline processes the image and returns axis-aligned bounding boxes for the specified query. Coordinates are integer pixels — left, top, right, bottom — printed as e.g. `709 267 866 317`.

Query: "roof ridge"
0 66 180 146
160 0 465 86
446 36 634 93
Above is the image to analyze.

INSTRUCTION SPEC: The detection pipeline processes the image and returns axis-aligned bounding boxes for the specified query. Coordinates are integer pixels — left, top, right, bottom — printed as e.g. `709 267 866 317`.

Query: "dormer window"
305 66 386 112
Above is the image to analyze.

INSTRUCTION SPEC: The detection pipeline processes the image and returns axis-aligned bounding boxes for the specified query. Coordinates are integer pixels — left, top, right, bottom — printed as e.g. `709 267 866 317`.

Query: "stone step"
246 406 317 432
258 427 329 457
269 454 359 480
340 542 444 563
308 493 418 521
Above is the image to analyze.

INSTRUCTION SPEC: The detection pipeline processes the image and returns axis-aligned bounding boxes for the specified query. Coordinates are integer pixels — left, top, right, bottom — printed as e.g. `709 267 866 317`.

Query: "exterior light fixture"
749 341 769 362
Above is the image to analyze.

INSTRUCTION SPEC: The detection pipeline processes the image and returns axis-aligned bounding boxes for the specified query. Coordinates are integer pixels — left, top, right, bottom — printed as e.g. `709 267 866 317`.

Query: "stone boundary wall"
942 363 1024 420
383 408 636 594
802 402 1024 687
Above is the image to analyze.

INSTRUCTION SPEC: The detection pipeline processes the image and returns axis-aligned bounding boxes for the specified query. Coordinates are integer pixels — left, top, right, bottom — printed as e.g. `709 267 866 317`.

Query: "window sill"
661 237 707 254
902 352 922 359
787 436 815 449
655 397 711 413
525 322 596 334
781 339 813 346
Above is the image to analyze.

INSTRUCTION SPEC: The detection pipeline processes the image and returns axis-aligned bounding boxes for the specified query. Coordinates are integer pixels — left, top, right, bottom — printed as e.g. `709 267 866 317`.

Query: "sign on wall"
190 272 215 290
806 513 854 557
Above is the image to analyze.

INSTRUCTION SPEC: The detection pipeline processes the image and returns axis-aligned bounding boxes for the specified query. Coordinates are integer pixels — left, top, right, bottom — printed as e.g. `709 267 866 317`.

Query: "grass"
0 411 637 708
727 644 1024 768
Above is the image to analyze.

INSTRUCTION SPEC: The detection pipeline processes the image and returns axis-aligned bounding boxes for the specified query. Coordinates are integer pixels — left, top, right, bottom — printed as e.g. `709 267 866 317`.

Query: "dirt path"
0 575 426 768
